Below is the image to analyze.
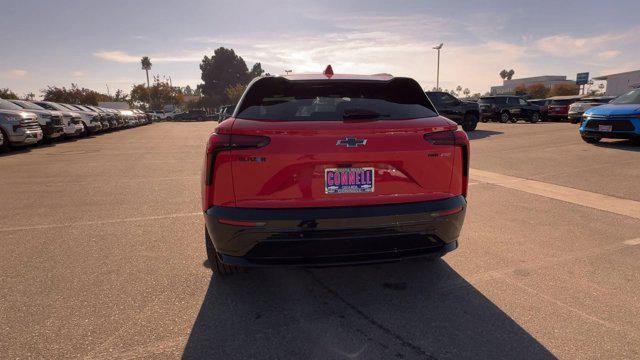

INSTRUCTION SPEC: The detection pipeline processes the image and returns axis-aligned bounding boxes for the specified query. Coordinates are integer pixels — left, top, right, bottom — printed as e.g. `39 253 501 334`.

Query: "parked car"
546 95 583 122
118 110 138 127
0 106 43 150
171 109 208 121
85 105 119 130
579 88 640 144
425 91 480 131
202 70 469 275
63 104 105 133
528 99 551 120
8 100 65 142
568 96 615 124
478 95 542 123
217 105 235 121
32 101 85 137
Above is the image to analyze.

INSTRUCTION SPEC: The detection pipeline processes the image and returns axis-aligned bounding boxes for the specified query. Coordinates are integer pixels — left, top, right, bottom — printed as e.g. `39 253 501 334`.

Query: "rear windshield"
478 97 506 104
550 99 575 105
235 77 437 121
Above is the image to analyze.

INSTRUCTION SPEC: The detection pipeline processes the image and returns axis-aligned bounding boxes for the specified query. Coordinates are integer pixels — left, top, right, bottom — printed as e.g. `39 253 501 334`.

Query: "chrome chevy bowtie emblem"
336 137 367 147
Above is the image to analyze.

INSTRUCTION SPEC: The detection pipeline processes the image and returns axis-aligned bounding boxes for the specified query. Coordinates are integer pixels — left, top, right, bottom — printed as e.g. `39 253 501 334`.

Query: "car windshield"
236 78 437 121
11 100 47 110
611 89 640 104
0 98 25 111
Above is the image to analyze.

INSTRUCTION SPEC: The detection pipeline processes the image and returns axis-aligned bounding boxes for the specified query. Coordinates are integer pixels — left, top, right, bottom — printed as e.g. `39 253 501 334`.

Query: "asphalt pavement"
1 121 639 359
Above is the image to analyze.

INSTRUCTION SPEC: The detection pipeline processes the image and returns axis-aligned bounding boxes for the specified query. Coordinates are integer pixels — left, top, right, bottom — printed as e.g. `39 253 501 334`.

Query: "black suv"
479 96 541 123
425 91 480 131
172 109 208 121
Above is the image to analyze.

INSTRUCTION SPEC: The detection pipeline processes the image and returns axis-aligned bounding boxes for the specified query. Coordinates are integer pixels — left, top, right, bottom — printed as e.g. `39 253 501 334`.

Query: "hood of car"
585 104 640 116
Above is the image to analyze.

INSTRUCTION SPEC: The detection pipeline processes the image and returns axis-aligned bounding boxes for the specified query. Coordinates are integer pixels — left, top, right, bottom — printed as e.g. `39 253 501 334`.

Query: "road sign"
576 72 589 86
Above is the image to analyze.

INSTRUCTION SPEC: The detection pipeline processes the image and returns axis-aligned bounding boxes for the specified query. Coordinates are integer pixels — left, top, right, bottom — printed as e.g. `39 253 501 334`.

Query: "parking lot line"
470 168 640 220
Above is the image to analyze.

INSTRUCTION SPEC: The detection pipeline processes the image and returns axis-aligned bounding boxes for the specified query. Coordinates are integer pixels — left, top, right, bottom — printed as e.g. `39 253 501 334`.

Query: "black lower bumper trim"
204 196 466 266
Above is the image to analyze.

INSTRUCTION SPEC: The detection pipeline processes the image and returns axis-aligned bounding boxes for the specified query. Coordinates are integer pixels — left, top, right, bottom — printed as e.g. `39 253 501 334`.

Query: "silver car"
33 101 85 137
0 107 43 150
9 99 65 141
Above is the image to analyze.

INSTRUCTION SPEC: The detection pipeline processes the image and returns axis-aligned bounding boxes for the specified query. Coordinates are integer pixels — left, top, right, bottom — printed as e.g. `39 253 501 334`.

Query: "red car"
201 66 469 274
546 95 583 121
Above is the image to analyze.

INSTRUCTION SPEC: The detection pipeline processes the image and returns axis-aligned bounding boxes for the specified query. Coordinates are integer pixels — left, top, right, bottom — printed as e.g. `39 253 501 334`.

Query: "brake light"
202 133 270 210
424 130 470 197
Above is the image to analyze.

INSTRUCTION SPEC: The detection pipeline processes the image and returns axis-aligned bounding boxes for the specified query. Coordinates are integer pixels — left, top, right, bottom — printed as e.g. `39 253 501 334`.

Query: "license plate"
598 125 612 132
325 168 374 194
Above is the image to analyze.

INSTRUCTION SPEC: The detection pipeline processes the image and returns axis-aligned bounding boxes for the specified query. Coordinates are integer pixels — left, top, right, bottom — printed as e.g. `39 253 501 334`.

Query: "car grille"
585 119 635 132
20 117 41 131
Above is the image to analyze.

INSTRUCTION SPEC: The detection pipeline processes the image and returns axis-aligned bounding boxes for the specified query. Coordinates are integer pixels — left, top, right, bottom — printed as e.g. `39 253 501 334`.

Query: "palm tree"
455 85 462 95
141 56 152 88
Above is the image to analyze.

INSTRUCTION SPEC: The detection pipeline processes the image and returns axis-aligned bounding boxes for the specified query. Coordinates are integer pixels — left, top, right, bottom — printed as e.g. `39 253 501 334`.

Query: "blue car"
580 88 640 144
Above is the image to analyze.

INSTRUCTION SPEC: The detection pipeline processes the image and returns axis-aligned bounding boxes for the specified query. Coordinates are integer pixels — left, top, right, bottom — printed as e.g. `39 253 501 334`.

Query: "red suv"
201 67 469 275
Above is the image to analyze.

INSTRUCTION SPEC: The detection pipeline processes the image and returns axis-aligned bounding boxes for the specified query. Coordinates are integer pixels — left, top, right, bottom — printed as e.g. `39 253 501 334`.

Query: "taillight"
424 130 470 197
202 133 270 210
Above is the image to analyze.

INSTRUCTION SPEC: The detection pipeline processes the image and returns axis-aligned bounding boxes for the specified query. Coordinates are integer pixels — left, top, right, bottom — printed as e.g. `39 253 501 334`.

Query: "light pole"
433 43 443 90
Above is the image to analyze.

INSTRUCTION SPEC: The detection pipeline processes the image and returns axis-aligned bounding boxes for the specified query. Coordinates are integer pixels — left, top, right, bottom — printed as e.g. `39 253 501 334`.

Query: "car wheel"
499 111 511 123
205 226 239 275
82 123 89 137
529 112 540 123
581 135 601 144
167 116 173 121
0 128 10 152
480 116 489 123
570 117 579 124
462 113 478 131
198 116 204 121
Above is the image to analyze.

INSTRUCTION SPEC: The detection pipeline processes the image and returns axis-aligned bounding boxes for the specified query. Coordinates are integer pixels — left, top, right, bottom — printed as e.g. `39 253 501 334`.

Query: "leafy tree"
455 85 462 95
249 62 265 78
130 79 183 110
463 88 470 97
23 92 36 101
225 84 246 104
183 85 194 96
141 56 152 88
112 89 129 102
199 47 250 104
525 83 549 99
0 88 18 99
42 84 110 105
514 84 527 96
549 84 579 96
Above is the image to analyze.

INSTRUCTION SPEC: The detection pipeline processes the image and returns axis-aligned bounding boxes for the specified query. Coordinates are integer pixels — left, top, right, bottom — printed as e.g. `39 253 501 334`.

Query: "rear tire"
529 112 540 123
499 111 511 123
205 226 239 276
0 128 10 152
462 113 478 131
581 135 601 144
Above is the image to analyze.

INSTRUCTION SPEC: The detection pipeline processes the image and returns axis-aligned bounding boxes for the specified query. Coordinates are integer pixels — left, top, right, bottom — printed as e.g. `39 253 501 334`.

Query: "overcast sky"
1 0 639 97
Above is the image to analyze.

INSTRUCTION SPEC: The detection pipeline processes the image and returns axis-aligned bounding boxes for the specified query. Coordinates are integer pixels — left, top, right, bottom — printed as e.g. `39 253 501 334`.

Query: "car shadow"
593 139 640 152
467 130 503 140
182 259 553 359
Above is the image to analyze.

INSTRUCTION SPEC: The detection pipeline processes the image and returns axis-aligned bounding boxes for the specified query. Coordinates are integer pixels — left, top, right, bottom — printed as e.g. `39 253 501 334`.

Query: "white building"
490 75 575 95
593 69 640 96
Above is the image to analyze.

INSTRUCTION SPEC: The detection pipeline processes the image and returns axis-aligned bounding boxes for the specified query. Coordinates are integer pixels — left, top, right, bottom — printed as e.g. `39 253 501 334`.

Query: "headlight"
4 115 22 123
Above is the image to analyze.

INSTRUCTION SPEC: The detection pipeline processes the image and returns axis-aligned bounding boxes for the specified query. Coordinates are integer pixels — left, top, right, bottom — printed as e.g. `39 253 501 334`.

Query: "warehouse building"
593 69 640 96
490 75 575 95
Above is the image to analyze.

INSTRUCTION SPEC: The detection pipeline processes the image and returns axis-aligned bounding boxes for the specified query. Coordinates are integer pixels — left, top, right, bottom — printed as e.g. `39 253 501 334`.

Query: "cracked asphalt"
1 121 639 359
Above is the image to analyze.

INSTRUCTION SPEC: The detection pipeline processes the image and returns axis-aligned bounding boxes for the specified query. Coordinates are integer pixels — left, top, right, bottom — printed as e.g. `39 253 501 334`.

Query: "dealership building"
490 75 576 95
593 69 640 96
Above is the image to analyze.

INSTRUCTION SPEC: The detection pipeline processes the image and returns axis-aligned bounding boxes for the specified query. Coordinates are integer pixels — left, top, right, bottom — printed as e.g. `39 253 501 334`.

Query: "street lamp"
433 43 443 90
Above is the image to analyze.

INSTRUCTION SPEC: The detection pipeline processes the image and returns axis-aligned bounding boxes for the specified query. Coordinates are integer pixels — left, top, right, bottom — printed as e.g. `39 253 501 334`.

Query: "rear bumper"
204 196 466 266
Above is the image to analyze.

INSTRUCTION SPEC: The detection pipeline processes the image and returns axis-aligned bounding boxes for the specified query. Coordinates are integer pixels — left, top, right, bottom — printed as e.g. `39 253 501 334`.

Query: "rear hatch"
228 77 457 208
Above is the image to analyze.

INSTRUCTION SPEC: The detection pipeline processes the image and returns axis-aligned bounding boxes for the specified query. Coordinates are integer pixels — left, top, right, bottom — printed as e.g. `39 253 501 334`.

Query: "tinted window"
611 89 640 105
11 100 47 110
479 97 506 104
0 98 25 110
236 77 437 121
518 98 528 106
550 99 575 105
